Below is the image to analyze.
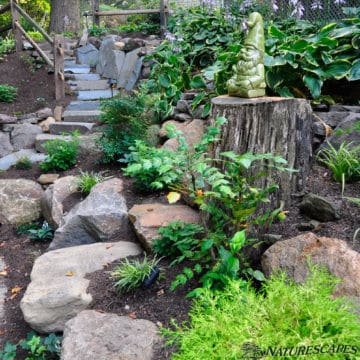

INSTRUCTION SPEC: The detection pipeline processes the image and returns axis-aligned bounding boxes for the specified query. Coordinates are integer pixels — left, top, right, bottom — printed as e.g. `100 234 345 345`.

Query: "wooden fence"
89 0 169 33
0 1 64 101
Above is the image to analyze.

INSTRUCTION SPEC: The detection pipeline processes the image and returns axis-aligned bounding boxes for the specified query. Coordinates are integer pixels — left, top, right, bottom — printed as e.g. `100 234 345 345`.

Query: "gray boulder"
262 232 360 300
0 132 13 157
117 48 140 89
61 310 160 360
0 114 17 124
76 44 99 66
41 176 79 229
20 242 141 333
11 123 42 151
0 149 46 171
0 179 43 224
299 193 341 222
49 178 129 250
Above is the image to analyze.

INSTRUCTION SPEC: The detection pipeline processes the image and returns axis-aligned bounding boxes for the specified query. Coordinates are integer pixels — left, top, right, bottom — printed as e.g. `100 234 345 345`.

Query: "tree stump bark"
210 95 313 207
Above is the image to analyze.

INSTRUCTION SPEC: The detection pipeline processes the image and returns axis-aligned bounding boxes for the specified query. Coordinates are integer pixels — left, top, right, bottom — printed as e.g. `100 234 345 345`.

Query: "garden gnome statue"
227 12 266 98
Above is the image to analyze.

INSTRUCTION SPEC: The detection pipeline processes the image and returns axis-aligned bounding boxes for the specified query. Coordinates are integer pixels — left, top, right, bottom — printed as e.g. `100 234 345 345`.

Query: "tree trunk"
210 95 313 207
49 0 80 34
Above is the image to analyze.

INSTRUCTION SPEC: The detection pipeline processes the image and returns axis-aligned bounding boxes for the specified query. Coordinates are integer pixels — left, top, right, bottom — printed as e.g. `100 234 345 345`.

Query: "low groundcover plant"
164 264 360 360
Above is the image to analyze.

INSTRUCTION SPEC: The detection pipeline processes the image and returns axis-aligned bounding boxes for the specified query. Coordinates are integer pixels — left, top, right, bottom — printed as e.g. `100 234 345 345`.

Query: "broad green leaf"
265 70 283 90
347 59 360 81
202 103 211 118
318 37 338 47
203 64 222 81
319 22 337 34
277 86 294 97
303 75 323 98
252 270 266 281
230 230 246 253
190 75 207 89
323 61 352 79
321 52 333 65
330 25 360 39
268 25 286 39
290 39 309 53
352 34 360 49
215 116 227 126
159 74 170 89
264 54 287 67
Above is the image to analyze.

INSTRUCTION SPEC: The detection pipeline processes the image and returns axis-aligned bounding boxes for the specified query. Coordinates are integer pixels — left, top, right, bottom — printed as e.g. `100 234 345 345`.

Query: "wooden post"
210 96 313 207
54 34 65 102
160 0 167 35
92 0 100 27
10 0 22 52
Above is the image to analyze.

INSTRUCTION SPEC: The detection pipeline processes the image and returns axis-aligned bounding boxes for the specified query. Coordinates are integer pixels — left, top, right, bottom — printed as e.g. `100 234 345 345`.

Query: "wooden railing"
1 0 64 101
89 0 169 33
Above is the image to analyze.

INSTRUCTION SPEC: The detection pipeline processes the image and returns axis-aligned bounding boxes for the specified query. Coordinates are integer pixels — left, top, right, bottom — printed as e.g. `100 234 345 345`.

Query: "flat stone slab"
35 134 71 153
128 203 201 251
64 64 91 74
70 80 109 91
49 122 95 135
61 310 160 360
0 149 46 170
77 89 118 101
63 110 103 123
65 73 101 81
66 101 100 111
20 241 142 333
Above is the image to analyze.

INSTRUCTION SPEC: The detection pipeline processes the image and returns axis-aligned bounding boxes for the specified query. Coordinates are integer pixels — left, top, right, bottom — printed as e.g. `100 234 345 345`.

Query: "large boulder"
41 176 79 229
0 179 43 224
76 44 99 66
61 310 160 360
48 178 129 250
20 241 141 333
128 203 200 251
11 123 42 151
117 48 141 89
262 232 360 300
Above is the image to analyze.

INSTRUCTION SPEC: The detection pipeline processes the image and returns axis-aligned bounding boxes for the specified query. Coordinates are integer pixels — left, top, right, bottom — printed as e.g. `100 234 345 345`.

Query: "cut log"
210 95 313 207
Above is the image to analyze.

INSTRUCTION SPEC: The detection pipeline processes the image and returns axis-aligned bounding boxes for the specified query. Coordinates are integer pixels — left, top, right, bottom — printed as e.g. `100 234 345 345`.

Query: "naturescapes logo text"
240 342 358 359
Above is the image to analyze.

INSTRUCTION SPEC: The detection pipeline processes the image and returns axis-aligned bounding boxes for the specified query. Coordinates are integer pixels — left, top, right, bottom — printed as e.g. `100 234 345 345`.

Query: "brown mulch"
0 49 359 360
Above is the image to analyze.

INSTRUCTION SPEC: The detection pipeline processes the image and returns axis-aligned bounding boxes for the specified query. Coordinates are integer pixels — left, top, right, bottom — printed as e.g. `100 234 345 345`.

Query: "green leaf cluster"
39 137 79 171
166 265 360 360
27 221 53 242
76 170 107 195
0 84 17 103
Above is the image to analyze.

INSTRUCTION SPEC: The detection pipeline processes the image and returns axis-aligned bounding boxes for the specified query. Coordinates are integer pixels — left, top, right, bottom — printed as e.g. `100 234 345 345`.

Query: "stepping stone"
63 110 103 123
128 203 201 252
69 80 109 91
20 241 142 333
62 311 160 360
77 89 118 101
35 134 71 153
67 100 101 111
65 73 101 81
64 59 77 66
0 149 46 170
64 64 91 74
49 122 95 135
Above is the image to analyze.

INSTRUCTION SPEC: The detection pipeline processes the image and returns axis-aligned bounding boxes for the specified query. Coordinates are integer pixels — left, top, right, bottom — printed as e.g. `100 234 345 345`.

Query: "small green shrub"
165 264 360 360
0 84 17 103
110 256 161 293
15 156 32 170
16 222 39 235
39 137 79 171
0 331 61 360
88 24 107 37
317 142 360 183
0 37 15 56
27 221 54 242
153 221 205 266
76 170 107 195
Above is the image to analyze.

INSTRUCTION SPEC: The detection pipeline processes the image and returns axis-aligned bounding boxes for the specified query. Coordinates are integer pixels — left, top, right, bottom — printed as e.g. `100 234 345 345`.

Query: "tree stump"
210 95 313 207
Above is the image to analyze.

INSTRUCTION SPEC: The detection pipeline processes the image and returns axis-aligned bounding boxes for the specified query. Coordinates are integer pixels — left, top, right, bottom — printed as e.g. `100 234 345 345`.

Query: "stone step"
64 64 91 74
35 134 72 153
0 149 46 170
49 122 95 135
77 89 118 101
69 80 110 91
65 73 101 81
66 100 101 111
63 110 103 123
64 59 77 66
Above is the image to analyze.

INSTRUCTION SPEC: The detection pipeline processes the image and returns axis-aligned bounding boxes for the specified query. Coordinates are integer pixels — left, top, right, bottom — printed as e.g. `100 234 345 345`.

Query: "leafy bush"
76 170 107 195
166 265 360 360
0 331 61 360
0 38 15 56
15 156 32 170
153 221 205 266
98 95 150 163
39 137 79 171
110 256 161 293
317 142 360 183
27 221 54 242
0 84 17 103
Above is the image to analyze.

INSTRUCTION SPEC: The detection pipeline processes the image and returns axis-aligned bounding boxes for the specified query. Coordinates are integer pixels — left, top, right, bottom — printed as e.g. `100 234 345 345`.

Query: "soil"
0 49 359 359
